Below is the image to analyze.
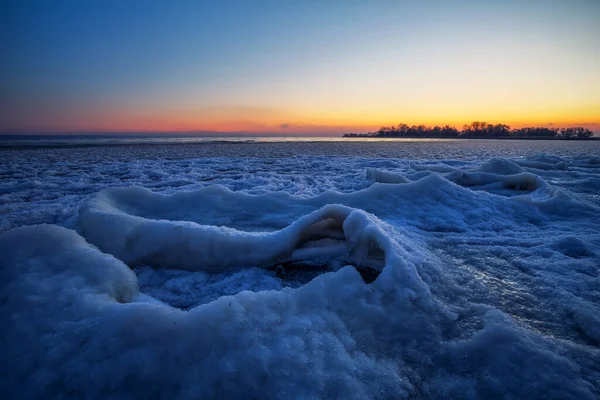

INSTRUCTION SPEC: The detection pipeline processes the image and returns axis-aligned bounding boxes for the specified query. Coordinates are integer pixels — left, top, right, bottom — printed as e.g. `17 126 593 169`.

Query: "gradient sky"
1 0 599 134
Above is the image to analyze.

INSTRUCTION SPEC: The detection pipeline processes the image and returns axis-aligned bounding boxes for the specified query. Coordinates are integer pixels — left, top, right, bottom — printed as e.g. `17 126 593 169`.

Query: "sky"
1 0 599 135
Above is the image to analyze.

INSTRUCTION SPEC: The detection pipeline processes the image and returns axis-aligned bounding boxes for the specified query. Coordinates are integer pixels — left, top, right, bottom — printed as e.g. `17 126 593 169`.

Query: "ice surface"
1 140 600 399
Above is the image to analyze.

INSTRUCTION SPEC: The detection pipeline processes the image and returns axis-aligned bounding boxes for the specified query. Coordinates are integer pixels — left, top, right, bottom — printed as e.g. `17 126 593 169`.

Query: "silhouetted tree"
512 127 559 138
461 121 492 137
345 122 594 139
558 127 593 139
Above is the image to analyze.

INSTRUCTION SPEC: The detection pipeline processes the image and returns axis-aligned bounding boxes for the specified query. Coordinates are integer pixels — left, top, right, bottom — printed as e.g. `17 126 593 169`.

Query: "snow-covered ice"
1 139 599 399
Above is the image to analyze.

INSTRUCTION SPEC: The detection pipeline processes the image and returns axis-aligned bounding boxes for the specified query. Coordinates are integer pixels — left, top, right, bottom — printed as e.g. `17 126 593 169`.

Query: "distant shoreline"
342 134 599 140
343 122 596 140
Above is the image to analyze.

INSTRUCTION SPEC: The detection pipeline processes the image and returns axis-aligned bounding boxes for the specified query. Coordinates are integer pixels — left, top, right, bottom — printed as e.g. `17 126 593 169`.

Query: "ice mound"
515 154 568 170
0 224 138 303
444 159 547 193
0 222 440 398
446 171 547 193
364 160 598 215
366 168 410 184
80 191 394 276
512 184 599 216
366 166 546 195
476 158 524 175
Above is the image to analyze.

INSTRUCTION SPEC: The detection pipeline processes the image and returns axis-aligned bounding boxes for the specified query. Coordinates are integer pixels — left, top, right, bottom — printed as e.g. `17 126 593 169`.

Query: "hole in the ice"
366 240 386 260
297 217 346 244
268 259 381 285
503 181 537 191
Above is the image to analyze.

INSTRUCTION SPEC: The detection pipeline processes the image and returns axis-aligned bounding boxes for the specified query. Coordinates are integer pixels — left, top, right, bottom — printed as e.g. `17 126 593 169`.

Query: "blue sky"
2 0 599 133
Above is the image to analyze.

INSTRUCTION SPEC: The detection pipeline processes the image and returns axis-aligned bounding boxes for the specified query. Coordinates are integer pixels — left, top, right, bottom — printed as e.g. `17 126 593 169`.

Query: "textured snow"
1 139 600 399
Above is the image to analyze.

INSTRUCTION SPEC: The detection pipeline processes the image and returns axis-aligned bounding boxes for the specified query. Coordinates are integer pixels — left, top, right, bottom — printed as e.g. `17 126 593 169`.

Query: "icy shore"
1 149 599 399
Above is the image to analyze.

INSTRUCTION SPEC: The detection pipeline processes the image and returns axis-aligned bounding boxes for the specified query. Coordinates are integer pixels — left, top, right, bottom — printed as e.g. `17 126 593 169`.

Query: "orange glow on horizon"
2 100 598 134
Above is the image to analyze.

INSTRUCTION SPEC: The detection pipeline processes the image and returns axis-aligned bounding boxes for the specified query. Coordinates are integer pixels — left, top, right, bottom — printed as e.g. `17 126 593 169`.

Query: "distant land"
344 122 597 139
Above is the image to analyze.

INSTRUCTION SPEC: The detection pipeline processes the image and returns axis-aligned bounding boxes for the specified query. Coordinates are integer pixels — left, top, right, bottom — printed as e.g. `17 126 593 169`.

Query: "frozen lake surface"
1 138 599 398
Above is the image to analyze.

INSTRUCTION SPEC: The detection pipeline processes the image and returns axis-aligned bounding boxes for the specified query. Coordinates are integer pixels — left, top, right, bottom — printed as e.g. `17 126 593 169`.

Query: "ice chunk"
366 168 410 184
476 158 524 175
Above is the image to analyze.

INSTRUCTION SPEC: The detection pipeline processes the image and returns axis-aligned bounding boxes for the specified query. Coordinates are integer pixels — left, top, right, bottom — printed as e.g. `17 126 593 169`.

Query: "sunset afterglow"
2 0 599 134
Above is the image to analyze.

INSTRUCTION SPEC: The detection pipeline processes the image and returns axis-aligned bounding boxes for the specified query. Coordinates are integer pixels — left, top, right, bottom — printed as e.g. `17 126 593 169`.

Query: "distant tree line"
343 122 594 139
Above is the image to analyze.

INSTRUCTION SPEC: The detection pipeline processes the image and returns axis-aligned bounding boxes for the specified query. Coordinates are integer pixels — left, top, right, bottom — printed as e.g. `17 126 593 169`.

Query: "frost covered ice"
1 144 600 399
